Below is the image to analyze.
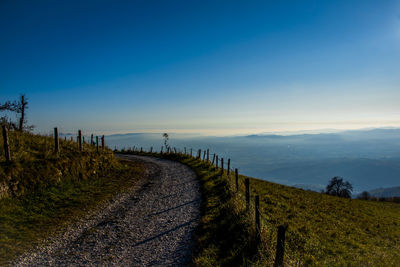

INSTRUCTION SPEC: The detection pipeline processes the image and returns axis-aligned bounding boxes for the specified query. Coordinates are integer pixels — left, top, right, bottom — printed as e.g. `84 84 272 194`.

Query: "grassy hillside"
124 150 400 266
246 177 400 265
0 130 123 198
0 131 147 265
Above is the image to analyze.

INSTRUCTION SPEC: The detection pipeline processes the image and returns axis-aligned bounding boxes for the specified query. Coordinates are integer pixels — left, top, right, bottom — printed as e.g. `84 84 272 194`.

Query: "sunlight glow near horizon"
1 0 399 136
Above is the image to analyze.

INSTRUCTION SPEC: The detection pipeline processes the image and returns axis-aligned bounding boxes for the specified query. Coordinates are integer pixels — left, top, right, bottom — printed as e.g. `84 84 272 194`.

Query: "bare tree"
0 99 18 129
0 94 33 131
325 176 353 198
18 95 28 131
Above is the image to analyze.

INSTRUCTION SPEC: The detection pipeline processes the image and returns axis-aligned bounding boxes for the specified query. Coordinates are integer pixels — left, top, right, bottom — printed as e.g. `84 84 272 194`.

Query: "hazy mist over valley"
107 128 400 194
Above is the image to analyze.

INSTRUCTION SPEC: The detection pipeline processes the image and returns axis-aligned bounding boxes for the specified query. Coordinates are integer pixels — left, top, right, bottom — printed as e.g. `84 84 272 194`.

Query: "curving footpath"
14 155 201 266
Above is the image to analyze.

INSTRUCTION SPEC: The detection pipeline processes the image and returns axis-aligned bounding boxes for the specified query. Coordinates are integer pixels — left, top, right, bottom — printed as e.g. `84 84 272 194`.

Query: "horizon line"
99 126 400 138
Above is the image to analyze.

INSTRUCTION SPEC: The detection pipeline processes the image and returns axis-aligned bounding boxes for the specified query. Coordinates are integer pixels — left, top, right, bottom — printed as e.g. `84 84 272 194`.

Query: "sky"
1 0 399 136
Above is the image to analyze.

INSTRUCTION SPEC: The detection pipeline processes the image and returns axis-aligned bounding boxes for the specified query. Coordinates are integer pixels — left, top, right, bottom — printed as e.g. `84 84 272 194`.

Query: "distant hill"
106 128 400 192
369 186 400 198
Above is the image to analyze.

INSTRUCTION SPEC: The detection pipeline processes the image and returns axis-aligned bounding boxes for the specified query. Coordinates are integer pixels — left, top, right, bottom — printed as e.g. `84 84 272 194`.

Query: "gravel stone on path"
13 155 201 266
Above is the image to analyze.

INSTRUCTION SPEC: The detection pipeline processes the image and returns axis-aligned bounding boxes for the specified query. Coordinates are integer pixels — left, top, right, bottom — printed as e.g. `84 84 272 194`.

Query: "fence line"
123 146 289 265
0 127 113 164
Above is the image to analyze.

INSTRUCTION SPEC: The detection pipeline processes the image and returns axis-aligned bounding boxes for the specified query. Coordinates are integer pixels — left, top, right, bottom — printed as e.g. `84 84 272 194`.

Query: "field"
245 177 400 265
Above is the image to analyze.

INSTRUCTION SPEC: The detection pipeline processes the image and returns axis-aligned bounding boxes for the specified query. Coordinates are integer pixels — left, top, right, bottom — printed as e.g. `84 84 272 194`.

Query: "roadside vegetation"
120 149 259 266
0 131 147 265
124 148 400 266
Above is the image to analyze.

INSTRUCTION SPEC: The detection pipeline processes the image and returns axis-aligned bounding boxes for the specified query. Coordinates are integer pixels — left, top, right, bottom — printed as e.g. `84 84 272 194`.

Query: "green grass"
176 157 257 267
125 150 400 266
0 131 148 265
246 177 400 266
0 131 120 197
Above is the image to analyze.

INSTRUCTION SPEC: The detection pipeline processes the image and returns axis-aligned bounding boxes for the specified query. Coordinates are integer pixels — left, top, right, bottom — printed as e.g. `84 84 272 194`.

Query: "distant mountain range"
368 186 400 198
245 128 400 141
106 128 400 192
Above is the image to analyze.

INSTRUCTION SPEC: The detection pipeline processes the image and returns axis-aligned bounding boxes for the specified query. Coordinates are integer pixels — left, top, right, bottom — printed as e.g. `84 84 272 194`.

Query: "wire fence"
1 126 113 162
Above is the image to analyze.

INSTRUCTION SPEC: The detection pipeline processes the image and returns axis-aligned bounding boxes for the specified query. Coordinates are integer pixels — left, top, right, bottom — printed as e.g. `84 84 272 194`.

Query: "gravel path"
13 155 201 266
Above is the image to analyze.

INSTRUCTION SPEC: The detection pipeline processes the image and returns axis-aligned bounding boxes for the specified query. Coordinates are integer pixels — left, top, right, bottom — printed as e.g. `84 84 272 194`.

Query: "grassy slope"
0 132 147 265
175 156 257 266
129 151 400 266
247 177 400 266
0 131 121 197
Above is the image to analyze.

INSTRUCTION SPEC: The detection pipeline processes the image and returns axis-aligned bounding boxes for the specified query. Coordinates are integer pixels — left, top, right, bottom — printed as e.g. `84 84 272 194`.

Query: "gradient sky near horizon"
1 0 400 136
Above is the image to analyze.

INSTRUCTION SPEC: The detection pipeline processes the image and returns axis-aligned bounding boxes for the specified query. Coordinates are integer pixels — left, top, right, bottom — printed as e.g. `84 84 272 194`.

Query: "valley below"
106 128 400 195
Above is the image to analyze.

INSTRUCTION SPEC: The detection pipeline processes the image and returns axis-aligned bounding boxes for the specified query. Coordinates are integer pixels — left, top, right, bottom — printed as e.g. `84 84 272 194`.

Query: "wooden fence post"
78 130 82 151
255 195 260 240
274 225 288 267
54 127 59 154
190 148 192 157
91 134 94 145
141 147 143 153
235 168 239 192
174 147 177 154
96 136 99 153
221 158 224 174
207 149 209 161
216 155 218 168
2 126 11 161
70 136 73 141
203 150 206 161
212 153 215 165
227 158 231 176
150 147 153 153
245 178 250 211
82 136 85 144
101 135 105 149
184 147 186 154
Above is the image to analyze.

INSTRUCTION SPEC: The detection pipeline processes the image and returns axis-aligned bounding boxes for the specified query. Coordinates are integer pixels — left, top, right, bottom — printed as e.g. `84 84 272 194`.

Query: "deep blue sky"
1 0 399 135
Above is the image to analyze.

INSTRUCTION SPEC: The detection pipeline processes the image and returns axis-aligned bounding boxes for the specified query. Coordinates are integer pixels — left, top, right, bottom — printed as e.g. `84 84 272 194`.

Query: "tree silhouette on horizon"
325 176 353 198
